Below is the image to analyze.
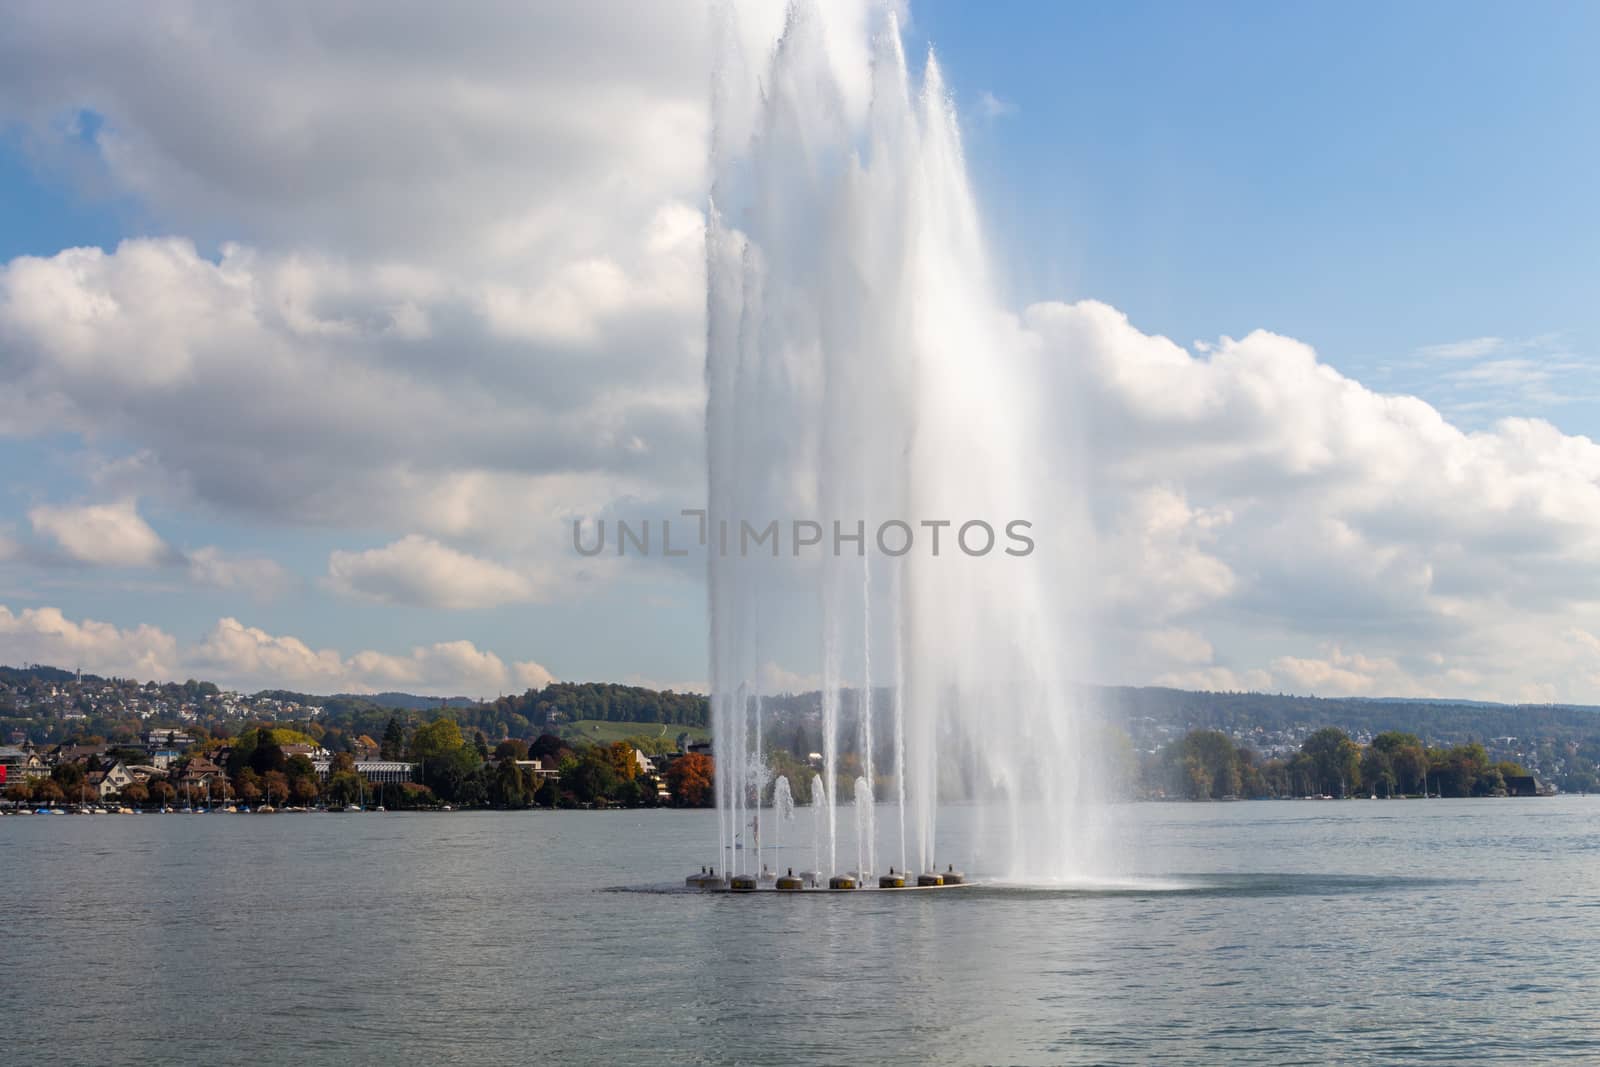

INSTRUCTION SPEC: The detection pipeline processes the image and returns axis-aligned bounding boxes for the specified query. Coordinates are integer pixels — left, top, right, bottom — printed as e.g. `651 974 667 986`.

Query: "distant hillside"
1 664 105 686
488 681 709 729
7 660 1598 751
1096 686 1600 745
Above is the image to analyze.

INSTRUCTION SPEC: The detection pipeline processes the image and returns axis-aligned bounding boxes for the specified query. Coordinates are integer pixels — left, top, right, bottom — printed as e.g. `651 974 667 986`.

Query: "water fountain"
772 774 795 860
698 1 1101 892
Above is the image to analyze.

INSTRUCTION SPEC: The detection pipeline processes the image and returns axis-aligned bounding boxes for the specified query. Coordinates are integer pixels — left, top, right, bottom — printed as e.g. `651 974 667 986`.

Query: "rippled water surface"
4 797 1598 1065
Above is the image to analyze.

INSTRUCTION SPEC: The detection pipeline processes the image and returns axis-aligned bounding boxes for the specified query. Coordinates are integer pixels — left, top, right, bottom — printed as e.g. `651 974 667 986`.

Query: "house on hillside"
100 761 134 794
178 757 225 794
84 762 133 801
0 745 46 785
49 743 110 767
143 730 194 753
516 758 561 783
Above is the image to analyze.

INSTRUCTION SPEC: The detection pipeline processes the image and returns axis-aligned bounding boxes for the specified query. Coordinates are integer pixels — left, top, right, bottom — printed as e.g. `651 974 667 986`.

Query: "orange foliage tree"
604 742 638 781
665 752 714 807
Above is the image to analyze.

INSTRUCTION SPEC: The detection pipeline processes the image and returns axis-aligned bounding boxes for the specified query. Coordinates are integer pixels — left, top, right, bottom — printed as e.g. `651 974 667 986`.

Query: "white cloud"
0 238 705 539
976 90 1016 120
186 546 293 599
1145 627 1214 666
28 499 169 567
188 619 556 697
513 660 558 691
1414 333 1566 362
0 4 713 266
5 4 1600 707
21 501 291 597
326 534 540 610
1031 300 1600 702
1415 336 1510 361
0 604 178 679
1269 647 1414 697
1101 487 1236 622
0 3 717 555
0 604 555 697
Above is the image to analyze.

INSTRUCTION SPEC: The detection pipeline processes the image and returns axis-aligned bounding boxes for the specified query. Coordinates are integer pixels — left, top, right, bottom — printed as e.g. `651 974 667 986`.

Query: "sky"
0 1 1598 701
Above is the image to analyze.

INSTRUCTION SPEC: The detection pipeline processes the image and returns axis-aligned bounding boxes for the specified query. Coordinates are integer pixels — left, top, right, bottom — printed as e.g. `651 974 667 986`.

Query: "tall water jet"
707 1 1102 883
773 774 795 860
853 775 875 879
810 773 827 879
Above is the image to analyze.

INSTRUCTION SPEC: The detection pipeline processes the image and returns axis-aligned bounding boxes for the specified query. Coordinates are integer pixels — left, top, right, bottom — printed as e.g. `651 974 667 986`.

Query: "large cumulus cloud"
0 603 553 696
1 2 1597 704
1033 301 1600 702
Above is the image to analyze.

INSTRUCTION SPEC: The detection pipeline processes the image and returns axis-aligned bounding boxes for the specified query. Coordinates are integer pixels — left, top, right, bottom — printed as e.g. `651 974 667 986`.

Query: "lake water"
4 797 1598 1065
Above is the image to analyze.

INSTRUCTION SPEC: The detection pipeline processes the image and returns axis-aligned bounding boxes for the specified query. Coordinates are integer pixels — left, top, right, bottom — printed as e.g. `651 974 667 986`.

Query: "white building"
311 759 418 784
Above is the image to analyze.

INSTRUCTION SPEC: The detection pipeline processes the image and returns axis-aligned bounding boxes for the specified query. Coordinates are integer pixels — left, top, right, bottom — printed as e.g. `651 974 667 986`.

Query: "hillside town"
0 667 324 725
3 662 1595 810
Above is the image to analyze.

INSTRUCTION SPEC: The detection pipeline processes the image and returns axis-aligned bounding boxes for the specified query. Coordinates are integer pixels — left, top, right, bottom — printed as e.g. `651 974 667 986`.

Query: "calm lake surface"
4 797 1598 1065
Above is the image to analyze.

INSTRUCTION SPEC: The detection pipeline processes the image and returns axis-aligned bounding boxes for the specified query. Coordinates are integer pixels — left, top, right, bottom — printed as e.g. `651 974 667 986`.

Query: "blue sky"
915 0 1600 427
1 2 1598 701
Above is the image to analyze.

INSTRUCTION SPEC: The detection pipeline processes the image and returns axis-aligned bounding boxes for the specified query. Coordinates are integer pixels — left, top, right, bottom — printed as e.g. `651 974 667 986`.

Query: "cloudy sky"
1 1 1598 701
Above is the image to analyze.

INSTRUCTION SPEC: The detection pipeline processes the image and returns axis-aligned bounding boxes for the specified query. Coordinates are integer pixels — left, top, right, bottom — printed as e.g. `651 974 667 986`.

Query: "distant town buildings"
0 673 323 725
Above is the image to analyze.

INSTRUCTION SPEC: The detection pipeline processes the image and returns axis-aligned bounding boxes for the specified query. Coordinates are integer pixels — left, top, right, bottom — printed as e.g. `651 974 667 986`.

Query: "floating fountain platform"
685 867 974 893
685 869 726 889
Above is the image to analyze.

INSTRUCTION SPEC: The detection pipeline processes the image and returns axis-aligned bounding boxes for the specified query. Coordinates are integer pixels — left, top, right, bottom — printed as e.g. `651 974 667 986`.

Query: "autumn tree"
666 752 714 807
605 742 638 781
233 769 262 804
529 733 569 762
409 718 465 759
262 770 291 805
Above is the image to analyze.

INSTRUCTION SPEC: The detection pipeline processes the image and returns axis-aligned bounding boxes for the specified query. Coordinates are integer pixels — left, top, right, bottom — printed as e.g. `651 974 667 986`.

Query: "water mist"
707 1 1102 883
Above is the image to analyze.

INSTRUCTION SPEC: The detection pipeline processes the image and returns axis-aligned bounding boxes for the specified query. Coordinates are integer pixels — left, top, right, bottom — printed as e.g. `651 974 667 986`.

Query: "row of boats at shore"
1 803 419 816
